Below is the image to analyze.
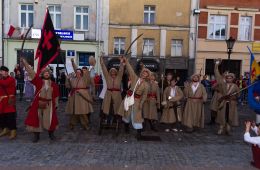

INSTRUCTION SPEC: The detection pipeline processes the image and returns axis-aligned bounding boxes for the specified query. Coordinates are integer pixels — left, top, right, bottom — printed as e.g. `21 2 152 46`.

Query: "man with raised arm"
117 57 149 139
21 58 59 143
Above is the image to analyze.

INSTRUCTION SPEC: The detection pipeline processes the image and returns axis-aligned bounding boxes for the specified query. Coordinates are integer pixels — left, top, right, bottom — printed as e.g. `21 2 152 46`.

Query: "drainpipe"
1 0 4 66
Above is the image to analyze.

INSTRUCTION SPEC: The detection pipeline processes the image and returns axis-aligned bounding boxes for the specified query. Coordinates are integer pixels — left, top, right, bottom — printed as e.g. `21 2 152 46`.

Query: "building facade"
0 0 3 64
101 0 194 83
3 0 101 75
197 0 260 78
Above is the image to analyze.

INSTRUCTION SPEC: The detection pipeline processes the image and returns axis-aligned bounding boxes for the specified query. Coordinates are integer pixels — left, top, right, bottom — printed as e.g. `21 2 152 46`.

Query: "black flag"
35 8 60 74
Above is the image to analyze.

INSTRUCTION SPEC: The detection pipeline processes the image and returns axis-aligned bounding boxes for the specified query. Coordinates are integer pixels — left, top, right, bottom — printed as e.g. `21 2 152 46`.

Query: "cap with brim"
191 73 200 79
140 68 151 77
225 73 235 79
109 68 118 74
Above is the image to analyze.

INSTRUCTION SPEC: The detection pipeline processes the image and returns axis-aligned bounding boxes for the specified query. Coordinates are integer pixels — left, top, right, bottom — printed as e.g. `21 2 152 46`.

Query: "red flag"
7 25 15 37
35 8 60 75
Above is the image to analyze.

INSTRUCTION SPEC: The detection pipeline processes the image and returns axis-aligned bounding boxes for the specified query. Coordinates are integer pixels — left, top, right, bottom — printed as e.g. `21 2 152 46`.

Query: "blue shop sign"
55 30 73 40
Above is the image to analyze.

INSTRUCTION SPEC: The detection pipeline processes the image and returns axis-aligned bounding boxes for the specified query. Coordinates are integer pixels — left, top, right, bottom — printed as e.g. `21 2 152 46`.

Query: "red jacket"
25 76 59 131
0 76 16 114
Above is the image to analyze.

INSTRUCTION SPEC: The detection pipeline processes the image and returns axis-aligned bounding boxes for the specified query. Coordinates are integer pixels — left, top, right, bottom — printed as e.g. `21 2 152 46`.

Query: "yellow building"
196 1 260 78
103 0 193 82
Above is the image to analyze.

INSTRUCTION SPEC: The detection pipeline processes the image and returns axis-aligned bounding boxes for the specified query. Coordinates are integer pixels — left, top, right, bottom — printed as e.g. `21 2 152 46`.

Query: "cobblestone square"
0 100 257 170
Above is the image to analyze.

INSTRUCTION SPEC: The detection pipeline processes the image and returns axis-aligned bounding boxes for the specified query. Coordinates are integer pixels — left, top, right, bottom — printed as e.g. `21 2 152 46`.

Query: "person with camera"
244 121 260 168
21 58 59 143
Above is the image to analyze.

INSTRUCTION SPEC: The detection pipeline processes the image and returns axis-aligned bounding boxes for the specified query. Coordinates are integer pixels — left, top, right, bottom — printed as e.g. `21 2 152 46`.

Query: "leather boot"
48 131 56 141
207 116 216 125
9 130 17 140
0 128 10 137
124 123 130 134
32 132 40 143
136 129 142 140
150 120 157 132
217 125 224 135
226 123 231 136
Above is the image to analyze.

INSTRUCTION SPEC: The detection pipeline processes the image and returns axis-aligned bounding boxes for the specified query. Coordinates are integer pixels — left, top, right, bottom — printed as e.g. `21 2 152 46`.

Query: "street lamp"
225 36 236 70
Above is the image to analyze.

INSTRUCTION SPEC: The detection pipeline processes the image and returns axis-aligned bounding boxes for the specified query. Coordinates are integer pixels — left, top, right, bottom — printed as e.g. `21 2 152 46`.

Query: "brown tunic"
160 86 183 124
65 62 93 115
101 60 124 115
182 83 207 128
143 81 160 120
117 60 148 124
214 65 239 126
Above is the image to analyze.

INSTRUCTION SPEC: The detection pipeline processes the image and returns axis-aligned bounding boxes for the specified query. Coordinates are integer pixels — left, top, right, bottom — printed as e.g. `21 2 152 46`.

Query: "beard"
42 76 50 80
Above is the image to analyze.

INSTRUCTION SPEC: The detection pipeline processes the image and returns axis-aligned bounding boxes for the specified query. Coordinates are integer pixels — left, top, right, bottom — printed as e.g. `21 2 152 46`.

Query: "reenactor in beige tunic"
214 60 239 135
183 74 207 132
100 56 124 117
117 57 149 139
161 78 184 132
65 59 94 130
143 72 160 131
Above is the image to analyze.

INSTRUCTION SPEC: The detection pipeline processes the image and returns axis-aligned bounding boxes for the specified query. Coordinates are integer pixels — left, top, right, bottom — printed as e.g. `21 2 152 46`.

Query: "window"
144 6 155 24
113 38 125 55
17 49 34 66
208 15 227 40
78 52 95 66
171 40 183 56
239 16 252 41
74 6 89 31
19 4 34 27
48 5 61 29
143 39 155 56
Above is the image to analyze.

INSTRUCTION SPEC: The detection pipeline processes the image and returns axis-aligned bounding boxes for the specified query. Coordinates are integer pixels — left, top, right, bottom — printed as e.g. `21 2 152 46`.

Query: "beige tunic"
160 86 183 124
65 63 93 115
101 60 124 115
183 83 207 128
117 60 148 124
210 83 222 112
143 81 160 120
23 60 58 132
214 65 239 126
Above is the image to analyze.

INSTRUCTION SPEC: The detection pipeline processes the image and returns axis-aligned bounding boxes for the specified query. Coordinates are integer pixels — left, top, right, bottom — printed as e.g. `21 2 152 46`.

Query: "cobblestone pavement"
0 99 258 170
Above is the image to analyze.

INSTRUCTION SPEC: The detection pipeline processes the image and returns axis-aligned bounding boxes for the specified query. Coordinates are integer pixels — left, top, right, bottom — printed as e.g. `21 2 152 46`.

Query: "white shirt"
99 72 107 99
191 82 199 94
170 87 176 97
244 132 260 147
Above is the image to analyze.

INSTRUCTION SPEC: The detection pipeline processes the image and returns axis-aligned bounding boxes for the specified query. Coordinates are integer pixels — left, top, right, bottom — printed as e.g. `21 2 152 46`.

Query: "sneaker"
165 129 170 132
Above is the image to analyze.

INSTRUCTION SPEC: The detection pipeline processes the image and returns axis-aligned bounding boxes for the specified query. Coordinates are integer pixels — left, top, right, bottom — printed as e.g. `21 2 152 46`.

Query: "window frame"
74 6 89 31
171 39 183 57
208 15 228 40
143 38 155 56
144 5 155 24
19 4 34 28
48 4 62 30
113 37 126 55
238 16 252 41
